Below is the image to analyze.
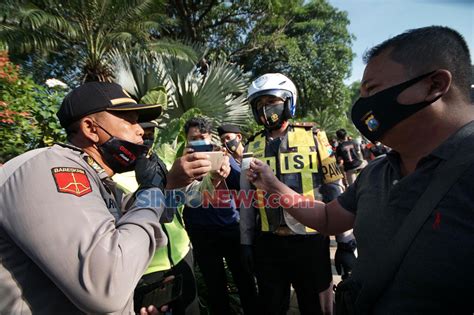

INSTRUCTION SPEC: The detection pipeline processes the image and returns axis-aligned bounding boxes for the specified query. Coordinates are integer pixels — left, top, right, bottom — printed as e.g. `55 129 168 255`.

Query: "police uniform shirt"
0 144 167 314
337 121 474 314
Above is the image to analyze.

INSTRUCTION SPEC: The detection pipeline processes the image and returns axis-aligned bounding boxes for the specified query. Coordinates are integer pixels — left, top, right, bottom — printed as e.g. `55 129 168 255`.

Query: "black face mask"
96 124 149 173
351 70 441 142
258 102 286 130
224 137 241 154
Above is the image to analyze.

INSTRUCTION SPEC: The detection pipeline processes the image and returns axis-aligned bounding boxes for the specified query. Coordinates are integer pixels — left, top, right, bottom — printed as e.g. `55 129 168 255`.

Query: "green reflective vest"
246 124 343 235
113 172 190 273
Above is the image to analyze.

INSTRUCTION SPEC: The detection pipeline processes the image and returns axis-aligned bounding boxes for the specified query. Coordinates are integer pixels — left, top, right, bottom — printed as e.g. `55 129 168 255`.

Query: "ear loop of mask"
93 122 114 138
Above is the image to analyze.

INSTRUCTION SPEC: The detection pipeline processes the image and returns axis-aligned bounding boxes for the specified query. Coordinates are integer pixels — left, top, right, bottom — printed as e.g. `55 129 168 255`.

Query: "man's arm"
165 149 212 189
2 153 167 313
247 159 355 235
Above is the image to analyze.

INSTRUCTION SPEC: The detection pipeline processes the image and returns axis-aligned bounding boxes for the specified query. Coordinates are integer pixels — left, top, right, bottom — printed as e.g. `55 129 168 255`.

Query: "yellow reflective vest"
113 172 190 273
246 123 343 235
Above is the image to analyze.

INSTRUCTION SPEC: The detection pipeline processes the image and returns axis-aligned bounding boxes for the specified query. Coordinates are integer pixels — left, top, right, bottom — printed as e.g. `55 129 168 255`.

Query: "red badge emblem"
51 167 92 197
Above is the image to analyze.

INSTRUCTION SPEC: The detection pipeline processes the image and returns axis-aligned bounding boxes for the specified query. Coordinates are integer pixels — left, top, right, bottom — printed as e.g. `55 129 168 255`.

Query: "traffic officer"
240 73 356 315
113 121 200 314
0 82 186 314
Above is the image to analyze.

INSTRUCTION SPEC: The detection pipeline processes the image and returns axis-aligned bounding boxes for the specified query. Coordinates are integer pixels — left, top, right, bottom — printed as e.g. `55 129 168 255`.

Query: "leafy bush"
0 50 66 163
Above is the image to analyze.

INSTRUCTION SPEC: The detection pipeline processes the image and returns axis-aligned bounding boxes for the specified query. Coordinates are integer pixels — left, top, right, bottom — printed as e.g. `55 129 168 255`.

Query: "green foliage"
162 0 355 135
112 44 252 161
1 0 167 82
238 0 354 117
0 55 66 163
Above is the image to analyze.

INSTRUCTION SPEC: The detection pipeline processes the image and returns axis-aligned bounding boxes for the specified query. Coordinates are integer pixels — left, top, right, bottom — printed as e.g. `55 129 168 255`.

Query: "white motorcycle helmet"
248 73 297 125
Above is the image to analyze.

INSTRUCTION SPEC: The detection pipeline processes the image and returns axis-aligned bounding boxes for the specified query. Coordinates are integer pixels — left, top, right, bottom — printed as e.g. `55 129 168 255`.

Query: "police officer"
240 73 356 315
217 124 245 163
0 82 175 314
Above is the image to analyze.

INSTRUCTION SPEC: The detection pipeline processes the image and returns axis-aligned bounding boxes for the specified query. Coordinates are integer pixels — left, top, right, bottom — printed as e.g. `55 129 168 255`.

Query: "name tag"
321 157 344 182
279 152 319 174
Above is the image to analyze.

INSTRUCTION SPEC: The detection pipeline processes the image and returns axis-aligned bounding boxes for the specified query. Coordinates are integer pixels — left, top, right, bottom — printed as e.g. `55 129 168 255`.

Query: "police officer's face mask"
257 102 285 130
351 70 441 142
224 136 241 154
95 124 148 173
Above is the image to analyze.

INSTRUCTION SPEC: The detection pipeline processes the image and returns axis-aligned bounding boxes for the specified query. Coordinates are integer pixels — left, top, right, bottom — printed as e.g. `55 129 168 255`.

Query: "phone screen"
140 274 183 308
188 140 214 152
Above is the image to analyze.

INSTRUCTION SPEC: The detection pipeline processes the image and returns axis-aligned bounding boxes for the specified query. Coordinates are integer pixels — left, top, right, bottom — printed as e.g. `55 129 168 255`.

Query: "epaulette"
291 121 316 129
54 142 84 153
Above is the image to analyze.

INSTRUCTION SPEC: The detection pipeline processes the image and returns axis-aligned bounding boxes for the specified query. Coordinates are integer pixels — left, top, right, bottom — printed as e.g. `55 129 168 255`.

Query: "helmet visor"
248 89 292 107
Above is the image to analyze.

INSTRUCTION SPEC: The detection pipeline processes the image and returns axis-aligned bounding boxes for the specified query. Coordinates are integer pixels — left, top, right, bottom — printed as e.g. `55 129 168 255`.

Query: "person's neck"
268 121 289 139
82 145 115 177
233 145 244 163
394 106 474 176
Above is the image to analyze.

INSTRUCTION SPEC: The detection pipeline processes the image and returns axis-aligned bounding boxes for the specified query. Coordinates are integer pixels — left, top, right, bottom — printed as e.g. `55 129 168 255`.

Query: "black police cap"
217 124 241 136
57 82 163 128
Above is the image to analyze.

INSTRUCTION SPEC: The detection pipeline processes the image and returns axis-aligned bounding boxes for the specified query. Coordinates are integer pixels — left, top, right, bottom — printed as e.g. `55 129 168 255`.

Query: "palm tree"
0 0 165 82
111 44 251 164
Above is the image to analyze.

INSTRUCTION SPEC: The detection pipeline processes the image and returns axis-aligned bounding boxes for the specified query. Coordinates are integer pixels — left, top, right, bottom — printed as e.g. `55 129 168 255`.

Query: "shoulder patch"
292 121 316 128
51 167 92 197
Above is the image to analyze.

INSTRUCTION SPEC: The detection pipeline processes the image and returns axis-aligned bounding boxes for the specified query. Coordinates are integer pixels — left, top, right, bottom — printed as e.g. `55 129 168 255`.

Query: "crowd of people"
1 25 473 315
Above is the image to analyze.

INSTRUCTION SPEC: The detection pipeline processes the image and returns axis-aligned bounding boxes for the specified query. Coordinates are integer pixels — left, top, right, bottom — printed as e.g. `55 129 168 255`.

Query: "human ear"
426 69 452 101
79 117 100 144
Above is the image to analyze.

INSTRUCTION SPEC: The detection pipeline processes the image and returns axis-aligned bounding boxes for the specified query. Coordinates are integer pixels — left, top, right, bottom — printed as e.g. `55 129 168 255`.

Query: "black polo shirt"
338 121 474 314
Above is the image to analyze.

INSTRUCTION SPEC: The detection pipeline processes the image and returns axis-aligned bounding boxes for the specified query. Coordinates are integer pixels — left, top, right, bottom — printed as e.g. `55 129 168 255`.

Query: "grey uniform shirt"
338 121 474 314
0 144 167 314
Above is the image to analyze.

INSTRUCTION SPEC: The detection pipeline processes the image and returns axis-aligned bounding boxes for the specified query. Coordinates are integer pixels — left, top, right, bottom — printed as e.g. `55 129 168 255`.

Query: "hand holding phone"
138 275 183 309
187 140 214 152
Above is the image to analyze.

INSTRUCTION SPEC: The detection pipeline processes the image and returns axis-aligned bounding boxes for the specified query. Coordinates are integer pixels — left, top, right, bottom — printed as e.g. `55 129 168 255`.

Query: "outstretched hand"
166 148 212 189
246 158 279 192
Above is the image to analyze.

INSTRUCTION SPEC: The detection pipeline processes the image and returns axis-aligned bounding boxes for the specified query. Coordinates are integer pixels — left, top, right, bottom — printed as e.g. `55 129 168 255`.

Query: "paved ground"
287 236 341 314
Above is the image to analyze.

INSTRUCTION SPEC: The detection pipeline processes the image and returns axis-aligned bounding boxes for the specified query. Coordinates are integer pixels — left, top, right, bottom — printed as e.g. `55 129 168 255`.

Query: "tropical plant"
0 0 165 82
111 45 252 160
301 106 358 141
0 50 66 163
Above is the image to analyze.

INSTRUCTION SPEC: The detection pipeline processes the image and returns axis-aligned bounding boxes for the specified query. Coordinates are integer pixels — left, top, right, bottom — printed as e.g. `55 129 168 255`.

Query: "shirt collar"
385 120 474 172
429 120 474 160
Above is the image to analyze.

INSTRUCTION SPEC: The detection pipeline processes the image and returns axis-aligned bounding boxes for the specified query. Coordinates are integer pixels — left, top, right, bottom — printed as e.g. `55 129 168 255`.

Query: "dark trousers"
255 233 332 315
134 250 200 315
188 227 259 315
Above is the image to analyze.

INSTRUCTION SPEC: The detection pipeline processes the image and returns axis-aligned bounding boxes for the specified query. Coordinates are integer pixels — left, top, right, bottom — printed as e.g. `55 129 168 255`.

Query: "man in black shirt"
245 26 474 314
335 129 365 185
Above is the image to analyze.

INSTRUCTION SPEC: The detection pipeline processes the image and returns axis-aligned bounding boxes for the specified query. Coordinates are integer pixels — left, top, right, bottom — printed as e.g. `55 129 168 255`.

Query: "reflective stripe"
145 211 190 274
110 97 137 105
296 136 317 233
279 152 318 174
288 126 314 147
315 130 333 160
256 189 269 231
252 135 271 231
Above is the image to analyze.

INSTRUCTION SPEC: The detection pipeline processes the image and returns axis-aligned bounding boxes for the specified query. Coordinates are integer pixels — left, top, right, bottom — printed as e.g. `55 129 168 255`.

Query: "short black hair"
364 26 471 101
336 128 347 140
184 117 212 136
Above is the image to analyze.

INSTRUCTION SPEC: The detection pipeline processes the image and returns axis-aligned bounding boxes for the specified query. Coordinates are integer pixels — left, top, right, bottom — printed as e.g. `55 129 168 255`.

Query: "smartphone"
188 140 214 152
140 274 183 308
207 151 225 171
241 152 254 170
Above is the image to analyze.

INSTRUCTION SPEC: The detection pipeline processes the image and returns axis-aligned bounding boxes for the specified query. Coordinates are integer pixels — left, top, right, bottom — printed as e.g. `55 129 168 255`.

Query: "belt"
273 226 295 236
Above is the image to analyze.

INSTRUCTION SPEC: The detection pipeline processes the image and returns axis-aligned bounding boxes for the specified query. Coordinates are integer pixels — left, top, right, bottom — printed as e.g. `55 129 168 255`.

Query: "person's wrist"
337 239 357 251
